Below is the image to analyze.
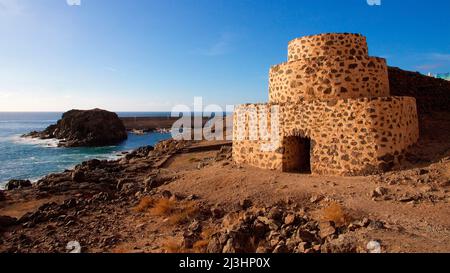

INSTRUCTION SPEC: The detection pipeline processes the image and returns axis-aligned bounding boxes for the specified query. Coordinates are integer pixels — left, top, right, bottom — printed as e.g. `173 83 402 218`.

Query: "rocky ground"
1 112 449 253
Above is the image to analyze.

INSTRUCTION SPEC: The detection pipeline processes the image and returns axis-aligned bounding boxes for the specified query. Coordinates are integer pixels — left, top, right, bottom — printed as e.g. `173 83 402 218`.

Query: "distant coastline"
0 112 173 187
0 111 232 186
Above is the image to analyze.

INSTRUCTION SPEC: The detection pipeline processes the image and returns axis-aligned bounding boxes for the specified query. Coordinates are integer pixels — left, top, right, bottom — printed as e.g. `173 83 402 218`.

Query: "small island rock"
24 109 128 147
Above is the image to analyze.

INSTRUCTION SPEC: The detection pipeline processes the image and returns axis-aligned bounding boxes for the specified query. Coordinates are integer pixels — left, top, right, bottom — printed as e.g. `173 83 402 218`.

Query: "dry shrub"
192 227 216 253
145 198 199 225
320 201 351 227
192 240 209 252
163 238 186 253
163 236 207 253
168 201 198 225
133 196 155 213
149 198 177 216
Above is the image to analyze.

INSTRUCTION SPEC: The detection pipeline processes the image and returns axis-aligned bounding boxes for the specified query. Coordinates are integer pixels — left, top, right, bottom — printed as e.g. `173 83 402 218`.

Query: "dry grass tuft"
133 196 155 213
192 240 209 252
168 201 198 225
142 198 199 225
320 201 351 227
200 227 215 240
149 198 177 216
162 238 186 253
191 227 216 253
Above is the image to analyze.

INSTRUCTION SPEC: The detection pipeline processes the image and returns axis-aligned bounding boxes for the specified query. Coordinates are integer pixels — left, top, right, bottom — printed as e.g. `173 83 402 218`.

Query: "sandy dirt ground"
0 112 449 253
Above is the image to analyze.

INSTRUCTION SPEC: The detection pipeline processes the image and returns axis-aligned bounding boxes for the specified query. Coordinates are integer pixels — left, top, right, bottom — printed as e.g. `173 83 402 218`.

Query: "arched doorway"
282 136 312 173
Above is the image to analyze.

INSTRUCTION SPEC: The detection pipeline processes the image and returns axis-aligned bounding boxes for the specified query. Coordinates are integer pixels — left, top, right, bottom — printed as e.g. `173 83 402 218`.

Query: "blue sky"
0 0 449 111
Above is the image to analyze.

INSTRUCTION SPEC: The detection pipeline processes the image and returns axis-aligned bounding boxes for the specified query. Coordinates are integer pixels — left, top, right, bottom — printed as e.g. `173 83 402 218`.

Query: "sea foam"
12 135 59 148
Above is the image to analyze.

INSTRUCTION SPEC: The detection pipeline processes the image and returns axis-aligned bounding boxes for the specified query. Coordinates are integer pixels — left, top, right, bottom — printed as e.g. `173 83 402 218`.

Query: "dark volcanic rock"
0 215 17 229
23 109 127 147
125 146 154 159
5 180 32 191
388 67 450 115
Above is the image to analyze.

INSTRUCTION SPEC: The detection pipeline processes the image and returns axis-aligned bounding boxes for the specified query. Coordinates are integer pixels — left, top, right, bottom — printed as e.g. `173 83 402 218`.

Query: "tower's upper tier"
288 33 369 61
268 33 390 103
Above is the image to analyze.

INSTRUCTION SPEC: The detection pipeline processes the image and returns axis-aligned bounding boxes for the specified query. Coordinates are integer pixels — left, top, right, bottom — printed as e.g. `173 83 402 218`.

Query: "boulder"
321 234 359 253
272 241 289 253
318 221 336 239
23 109 127 147
144 173 174 191
295 229 317 243
238 198 253 210
125 146 154 160
253 220 267 238
5 179 32 190
267 207 283 221
211 207 225 219
222 238 237 253
71 169 85 182
371 186 388 198
284 214 297 225
206 236 223 253
0 215 17 229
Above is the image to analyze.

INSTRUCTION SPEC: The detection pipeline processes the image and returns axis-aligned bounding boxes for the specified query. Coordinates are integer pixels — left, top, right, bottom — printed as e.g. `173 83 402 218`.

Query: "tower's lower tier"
232 96 419 176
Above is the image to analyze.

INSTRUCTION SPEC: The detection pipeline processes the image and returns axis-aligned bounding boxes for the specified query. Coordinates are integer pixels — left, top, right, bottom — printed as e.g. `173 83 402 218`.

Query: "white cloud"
428 53 450 62
66 0 81 6
195 32 236 57
415 63 443 71
413 52 450 72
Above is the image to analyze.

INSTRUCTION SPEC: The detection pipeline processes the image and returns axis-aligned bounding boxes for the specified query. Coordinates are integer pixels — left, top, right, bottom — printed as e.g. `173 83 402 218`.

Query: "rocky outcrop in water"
24 109 127 147
4 180 32 191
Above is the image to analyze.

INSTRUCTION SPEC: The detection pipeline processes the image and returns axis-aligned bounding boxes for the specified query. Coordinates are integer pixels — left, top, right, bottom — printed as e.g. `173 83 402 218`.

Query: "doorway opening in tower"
282 136 312 174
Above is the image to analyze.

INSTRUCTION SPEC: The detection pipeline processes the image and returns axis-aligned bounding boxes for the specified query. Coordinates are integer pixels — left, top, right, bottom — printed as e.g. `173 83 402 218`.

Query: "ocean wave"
85 152 125 161
12 135 59 148
108 152 126 160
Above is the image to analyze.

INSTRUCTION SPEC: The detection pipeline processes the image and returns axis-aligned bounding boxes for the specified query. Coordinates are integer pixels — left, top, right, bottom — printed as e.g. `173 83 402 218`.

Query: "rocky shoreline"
0 139 192 252
0 138 385 253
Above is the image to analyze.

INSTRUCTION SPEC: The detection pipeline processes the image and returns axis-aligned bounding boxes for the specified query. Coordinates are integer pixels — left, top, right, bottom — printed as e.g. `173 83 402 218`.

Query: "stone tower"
232 33 419 176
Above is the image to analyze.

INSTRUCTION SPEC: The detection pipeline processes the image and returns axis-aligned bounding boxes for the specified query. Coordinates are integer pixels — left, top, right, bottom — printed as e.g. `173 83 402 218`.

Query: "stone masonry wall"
233 97 418 176
269 56 389 103
288 33 368 60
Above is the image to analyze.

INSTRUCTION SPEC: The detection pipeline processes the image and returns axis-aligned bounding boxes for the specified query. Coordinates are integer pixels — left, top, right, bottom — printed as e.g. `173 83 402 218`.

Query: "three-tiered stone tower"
233 33 419 176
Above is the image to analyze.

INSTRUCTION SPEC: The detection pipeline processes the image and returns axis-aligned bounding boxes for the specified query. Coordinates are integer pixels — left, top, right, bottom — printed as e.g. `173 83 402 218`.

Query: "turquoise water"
0 112 171 187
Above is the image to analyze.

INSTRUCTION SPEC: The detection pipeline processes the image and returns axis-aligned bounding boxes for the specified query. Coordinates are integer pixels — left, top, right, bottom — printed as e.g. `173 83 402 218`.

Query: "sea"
0 112 172 188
